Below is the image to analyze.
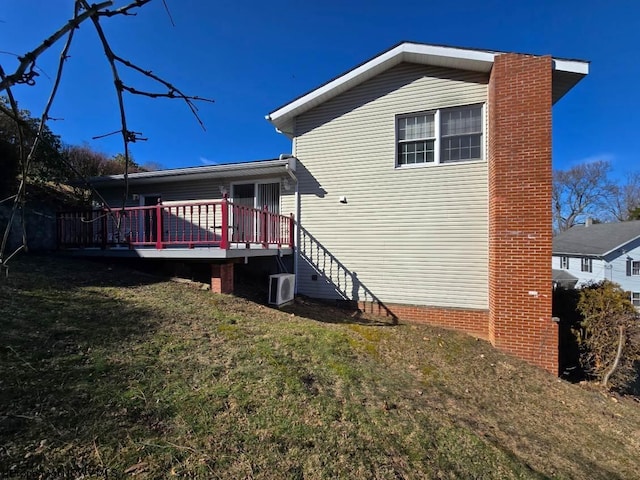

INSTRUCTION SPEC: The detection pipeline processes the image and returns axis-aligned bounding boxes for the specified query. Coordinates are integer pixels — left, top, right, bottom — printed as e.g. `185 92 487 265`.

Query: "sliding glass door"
231 182 280 243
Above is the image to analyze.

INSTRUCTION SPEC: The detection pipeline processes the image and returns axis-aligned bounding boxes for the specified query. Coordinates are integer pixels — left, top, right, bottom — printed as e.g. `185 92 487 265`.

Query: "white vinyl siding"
96 176 288 209
293 62 488 309
552 240 640 294
97 179 225 208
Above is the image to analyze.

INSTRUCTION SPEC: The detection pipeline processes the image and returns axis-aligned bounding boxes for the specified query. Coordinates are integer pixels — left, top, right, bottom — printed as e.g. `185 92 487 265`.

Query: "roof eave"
553 233 640 258
266 43 495 132
83 158 294 188
266 42 589 132
553 251 605 258
601 234 640 257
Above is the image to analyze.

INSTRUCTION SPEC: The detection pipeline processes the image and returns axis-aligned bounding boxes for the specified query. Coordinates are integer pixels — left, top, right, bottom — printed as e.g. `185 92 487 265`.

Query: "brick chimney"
488 53 557 374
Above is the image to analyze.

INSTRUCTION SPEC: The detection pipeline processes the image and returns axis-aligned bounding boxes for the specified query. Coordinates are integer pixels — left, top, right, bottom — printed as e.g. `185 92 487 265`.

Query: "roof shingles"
553 221 640 256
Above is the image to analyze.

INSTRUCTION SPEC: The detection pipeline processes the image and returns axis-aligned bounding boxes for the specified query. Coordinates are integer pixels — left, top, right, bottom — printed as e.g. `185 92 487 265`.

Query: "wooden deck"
57 199 294 260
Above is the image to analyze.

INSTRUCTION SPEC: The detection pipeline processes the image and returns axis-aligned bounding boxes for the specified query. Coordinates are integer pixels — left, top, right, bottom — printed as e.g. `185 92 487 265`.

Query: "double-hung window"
397 113 435 165
560 256 569 269
581 257 592 273
396 104 483 167
440 107 483 162
632 292 640 308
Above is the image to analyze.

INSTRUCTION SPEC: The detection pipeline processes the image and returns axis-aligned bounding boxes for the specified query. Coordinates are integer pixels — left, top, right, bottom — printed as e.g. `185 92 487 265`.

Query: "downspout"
279 153 298 183
279 153 299 295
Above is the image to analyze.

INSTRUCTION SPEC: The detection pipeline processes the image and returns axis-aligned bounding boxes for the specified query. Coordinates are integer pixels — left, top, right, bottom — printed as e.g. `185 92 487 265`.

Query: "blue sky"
0 0 636 174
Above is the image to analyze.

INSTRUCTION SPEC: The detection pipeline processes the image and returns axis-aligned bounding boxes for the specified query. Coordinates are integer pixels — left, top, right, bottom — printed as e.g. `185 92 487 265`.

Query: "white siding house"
268 41 589 374
281 62 489 309
63 41 589 373
553 221 640 307
270 42 587 316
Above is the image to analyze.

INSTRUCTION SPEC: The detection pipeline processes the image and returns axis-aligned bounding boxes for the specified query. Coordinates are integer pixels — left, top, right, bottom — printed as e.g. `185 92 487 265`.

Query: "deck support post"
211 262 234 294
101 209 108 250
261 206 268 248
220 195 229 249
289 214 295 248
155 199 164 250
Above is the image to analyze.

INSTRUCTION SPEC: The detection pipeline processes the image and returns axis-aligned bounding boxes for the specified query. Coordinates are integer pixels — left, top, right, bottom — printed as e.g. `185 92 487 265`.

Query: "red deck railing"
56 198 294 251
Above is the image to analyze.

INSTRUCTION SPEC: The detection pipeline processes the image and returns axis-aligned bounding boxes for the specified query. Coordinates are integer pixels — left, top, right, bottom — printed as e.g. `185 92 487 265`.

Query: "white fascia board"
266 42 588 130
553 251 604 258
403 43 496 68
552 58 590 75
266 43 497 129
88 159 289 186
266 44 405 124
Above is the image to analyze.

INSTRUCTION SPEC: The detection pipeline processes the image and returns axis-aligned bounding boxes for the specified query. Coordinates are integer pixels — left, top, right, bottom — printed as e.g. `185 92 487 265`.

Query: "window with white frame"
581 257 592 273
633 261 640 276
397 104 483 167
441 107 483 163
560 256 569 269
632 292 640 308
397 113 435 165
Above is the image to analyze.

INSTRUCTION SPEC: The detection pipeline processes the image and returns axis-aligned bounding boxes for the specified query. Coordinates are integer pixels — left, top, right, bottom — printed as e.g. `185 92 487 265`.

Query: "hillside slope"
1 255 639 479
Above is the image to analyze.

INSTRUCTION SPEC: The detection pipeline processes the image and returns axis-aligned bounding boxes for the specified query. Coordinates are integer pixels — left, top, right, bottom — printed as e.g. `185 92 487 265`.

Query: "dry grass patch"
0 255 639 479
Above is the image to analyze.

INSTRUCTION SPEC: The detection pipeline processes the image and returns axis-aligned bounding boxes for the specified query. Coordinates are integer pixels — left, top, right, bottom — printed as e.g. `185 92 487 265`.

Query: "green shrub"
576 280 640 390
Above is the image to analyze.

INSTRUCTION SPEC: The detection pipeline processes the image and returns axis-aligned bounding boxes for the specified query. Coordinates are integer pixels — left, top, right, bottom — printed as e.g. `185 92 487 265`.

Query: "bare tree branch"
0 3 115 265
114 54 213 130
161 0 176 27
2 2 81 263
0 1 112 92
25 3 80 180
606 172 640 221
0 66 27 261
602 325 625 388
80 0 134 212
98 0 152 17
1 0 214 271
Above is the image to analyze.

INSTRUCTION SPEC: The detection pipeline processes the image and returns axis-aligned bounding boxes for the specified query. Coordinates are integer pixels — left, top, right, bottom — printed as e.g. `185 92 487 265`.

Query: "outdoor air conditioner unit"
269 273 295 307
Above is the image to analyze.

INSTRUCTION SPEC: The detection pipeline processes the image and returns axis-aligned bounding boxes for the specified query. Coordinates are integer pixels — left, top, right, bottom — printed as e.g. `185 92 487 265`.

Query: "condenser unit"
269 273 295 307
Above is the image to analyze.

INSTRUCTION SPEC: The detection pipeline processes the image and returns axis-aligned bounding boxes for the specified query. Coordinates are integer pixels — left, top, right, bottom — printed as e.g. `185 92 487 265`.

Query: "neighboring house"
552 220 640 307
58 42 589 374
551 269 579 290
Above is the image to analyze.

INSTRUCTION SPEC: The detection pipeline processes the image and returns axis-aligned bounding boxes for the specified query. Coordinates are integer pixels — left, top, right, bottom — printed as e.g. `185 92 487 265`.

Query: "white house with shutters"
552 220 640 307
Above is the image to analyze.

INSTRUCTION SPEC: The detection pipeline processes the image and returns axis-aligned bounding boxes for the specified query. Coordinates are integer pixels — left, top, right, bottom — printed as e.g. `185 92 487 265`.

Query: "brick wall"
357 301 489 340
487 53 558 374
294 52 560 374
211 263 234 294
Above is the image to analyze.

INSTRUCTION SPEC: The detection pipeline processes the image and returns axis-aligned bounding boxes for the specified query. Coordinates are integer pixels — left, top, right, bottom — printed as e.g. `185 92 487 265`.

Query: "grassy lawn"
1 255 639 479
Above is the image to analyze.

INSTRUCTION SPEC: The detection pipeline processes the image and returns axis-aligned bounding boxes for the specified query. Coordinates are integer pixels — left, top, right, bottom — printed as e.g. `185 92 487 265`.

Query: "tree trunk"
602 325 625 388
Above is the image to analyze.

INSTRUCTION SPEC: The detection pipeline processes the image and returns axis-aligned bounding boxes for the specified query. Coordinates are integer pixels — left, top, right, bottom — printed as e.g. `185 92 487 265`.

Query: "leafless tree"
0 0 212 274
552 160 614 233
606 172 640 221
